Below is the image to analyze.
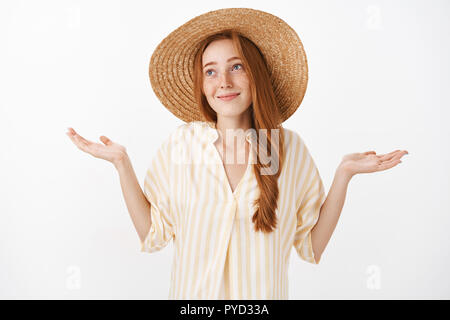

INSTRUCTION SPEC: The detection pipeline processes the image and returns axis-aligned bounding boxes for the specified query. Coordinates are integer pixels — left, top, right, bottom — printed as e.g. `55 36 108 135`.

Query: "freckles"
236 74 250 86
203 82 214 94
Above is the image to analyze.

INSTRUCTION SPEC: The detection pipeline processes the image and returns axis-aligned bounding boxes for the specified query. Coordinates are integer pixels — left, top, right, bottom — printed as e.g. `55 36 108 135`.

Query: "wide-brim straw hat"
149 7 308 123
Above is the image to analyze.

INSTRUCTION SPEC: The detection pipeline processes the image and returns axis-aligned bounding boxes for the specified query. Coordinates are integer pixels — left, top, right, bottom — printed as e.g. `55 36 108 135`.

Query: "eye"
204 64 243 77
232 64 243 71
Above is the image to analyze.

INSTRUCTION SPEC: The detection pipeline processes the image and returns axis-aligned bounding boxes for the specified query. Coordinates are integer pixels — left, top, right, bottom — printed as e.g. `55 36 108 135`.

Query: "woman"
66 8 408 299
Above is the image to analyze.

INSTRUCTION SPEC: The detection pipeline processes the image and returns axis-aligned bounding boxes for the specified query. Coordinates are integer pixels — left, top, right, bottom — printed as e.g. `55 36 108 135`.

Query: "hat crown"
149 8 308 123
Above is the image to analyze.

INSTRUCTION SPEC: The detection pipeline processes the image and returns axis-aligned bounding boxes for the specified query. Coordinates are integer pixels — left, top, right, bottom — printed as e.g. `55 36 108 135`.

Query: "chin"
212 103 250 113
215 108 248 117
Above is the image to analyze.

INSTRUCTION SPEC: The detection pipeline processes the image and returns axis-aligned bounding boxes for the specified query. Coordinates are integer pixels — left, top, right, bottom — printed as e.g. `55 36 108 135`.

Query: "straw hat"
149 7 308 123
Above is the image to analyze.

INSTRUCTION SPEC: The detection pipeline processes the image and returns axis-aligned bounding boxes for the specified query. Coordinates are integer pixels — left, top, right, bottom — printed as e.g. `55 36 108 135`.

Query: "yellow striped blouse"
140 120 326 299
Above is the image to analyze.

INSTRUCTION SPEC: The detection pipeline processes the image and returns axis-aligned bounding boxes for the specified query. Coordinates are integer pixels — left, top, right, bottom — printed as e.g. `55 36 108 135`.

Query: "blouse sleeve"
292 135 327 264
140 135 175 253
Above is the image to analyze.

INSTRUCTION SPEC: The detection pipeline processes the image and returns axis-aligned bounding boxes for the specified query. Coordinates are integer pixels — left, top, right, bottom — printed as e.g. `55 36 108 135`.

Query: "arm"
310 165 351 263
310 149 408 262
114 154 152 243
65 128 152 243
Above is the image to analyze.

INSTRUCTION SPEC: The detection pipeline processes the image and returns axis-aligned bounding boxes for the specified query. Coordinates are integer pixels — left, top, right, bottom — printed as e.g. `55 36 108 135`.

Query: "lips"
217 93 240 98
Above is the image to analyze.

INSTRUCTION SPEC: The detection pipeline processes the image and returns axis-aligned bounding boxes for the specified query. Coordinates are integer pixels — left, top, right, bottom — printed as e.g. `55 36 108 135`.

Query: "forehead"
202 39 239 62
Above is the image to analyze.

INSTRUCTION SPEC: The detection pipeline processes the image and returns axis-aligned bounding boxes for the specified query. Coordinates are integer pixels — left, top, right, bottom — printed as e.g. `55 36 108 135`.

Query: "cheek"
203 82 214 96
237 75 250 89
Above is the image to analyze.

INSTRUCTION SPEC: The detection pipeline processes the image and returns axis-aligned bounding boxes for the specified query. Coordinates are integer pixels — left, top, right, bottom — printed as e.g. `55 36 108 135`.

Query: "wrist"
336 163 354 182
113 152 130 170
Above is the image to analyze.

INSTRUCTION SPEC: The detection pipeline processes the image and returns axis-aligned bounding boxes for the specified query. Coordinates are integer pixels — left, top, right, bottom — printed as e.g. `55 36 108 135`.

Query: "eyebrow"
203 57 241 69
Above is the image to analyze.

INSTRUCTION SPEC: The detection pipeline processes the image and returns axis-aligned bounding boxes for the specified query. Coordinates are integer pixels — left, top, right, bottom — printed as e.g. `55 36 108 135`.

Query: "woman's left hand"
339 150 409 178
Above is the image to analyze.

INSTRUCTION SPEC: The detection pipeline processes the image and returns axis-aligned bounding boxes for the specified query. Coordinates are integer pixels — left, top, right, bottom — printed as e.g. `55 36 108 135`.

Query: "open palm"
340 150 408 176
66 127 127 165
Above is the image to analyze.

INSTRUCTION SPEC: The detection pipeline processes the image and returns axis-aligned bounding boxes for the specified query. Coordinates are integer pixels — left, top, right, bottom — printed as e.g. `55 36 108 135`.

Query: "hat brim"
149 8 308 123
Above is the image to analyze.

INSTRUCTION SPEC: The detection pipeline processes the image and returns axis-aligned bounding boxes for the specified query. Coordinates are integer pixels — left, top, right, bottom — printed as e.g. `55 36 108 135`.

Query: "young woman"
66 8 408 300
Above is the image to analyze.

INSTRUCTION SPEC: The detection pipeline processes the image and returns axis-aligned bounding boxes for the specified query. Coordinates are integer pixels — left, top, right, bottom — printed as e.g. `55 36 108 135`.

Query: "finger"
68 134 84 150
378 150 402 161
364 151 376 155
66 131 79 144
381 152 404 164
67 128 87 143
69 130 92 146
68 127 78 137
66 132 76 144
100 136 112 146
67 128 83 141
66 129 93 154
76 134 90 145
383 150 409 161
72 134 89 150
377 157 402 171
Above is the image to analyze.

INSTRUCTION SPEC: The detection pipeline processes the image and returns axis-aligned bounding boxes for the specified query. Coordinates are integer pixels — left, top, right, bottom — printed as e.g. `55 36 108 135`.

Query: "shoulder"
162 121 209 151
281 127 318 165
162 121 197 144
168 121 208 143
281 127 304 150
170 121 208 139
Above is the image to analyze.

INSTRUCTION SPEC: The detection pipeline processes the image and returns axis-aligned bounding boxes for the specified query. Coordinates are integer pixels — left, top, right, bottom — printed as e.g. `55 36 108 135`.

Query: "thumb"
100 136 112 145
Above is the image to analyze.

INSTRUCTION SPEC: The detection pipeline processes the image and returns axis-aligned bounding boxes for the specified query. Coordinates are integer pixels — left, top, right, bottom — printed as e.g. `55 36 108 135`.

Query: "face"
202 39 252 119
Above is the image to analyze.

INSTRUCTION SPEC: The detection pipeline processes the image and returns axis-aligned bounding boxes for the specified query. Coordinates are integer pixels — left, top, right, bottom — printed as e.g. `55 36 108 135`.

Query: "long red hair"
193 30 285 233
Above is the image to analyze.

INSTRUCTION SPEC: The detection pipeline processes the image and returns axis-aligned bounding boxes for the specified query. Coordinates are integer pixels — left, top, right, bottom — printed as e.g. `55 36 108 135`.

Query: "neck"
215 109 252 148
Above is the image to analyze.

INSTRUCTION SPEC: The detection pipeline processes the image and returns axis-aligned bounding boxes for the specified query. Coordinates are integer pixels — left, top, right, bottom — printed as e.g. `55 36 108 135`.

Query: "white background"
1 0 449 299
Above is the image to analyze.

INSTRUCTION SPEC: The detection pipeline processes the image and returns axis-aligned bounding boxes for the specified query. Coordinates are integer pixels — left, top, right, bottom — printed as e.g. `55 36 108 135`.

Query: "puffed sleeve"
292 134 327 264
140 135 175 253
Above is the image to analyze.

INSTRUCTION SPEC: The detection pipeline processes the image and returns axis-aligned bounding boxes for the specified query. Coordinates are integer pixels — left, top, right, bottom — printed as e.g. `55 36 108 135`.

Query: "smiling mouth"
218 94 240 102
218 93 240 98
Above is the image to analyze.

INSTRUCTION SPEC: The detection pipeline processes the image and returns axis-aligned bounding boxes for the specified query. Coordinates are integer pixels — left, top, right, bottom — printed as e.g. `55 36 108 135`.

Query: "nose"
219 71 233 89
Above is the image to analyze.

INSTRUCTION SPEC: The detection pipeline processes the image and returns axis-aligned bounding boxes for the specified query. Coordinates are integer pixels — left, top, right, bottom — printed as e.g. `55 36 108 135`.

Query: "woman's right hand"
66 127 127 166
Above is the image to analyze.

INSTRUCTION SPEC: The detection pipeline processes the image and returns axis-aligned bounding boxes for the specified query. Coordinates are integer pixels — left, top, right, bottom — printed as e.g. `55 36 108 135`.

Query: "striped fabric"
140 120 326 299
